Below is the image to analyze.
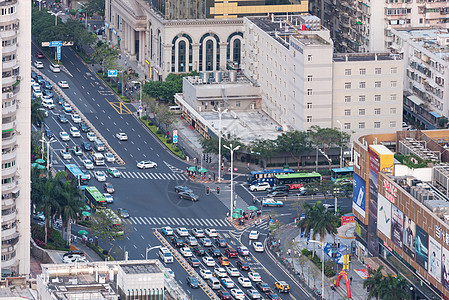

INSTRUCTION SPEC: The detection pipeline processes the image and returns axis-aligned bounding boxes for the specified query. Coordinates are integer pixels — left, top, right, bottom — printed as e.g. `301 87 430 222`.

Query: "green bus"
274 172 322 189
84 186 107 209
98 208 124 236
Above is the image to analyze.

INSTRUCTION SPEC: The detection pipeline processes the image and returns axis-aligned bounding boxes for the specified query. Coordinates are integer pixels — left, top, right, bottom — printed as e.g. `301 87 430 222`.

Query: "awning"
408 95 425 106
356 21 363 25
430 111 442 118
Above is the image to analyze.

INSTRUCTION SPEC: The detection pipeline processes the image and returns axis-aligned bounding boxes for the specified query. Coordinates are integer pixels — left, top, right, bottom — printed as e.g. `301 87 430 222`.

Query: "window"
391 67 397 74
345 69 351 75
391 81 397 87
390 94 397 101
307 75 313 81
307 116 312 122
359 109 365 115
344 123 351 130
345 109 351 116
345 96 351 102
374 108 381 115
375 81 381 88
359 122 365 129
359 68 366 75
375 68 382 75
374 122 380 128
307 55 312 62
390 108 396 114
359 82 366 88
307 102 312 109
359 95 366 102
345 82 351 89
390 121 396 128
375 95 381 101
307 89 313 95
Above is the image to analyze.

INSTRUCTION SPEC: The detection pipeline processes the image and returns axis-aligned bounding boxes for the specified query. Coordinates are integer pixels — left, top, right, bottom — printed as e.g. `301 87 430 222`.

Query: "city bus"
330 167 353 183
248 168 294 186
65 164 90 188
274 172 322 189
84 186 107 209
98 208 124 236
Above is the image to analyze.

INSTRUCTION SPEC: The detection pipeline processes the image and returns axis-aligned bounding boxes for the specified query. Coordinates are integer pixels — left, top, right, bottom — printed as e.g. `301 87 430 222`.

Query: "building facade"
0 0 31 276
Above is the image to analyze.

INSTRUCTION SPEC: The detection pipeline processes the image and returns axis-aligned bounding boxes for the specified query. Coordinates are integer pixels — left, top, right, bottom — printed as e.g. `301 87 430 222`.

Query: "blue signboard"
108 70 118 77
173 130 178 144
49 41 62 47
56 46 61 60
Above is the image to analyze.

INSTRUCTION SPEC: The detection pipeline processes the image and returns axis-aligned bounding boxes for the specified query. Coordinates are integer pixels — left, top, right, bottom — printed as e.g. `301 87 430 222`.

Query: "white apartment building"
0 0 31 276
243 15 403 138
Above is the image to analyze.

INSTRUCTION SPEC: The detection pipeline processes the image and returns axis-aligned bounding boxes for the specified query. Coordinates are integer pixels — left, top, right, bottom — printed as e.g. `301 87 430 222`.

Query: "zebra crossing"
124 216 232 228
88 170 188 181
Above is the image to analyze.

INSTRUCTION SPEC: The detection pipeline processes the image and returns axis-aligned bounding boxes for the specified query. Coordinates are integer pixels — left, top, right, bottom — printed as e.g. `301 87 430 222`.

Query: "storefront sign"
342 215 355 226
354 150 361 170
382 179 397 203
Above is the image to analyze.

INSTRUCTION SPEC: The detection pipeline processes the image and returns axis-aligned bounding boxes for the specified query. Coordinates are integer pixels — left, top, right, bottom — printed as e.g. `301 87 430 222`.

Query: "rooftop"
120 263 160 274
333 52 398 62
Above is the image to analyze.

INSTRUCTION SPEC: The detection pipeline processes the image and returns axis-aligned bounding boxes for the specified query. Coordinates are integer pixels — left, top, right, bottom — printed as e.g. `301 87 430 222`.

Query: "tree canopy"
142 71 199 103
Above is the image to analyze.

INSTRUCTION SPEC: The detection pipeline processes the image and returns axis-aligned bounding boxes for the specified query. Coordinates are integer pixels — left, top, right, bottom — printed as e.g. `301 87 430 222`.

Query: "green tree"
142 71 199 103
275 130 310 168
250 139 276 168
156 106 178 132
85 0 105 16
438 116 448 129
363 266 385 300
90 209 125 255
59 179 83 245
307 179 340 204
378 275 408 300
34 173 60 244
31 100 46 129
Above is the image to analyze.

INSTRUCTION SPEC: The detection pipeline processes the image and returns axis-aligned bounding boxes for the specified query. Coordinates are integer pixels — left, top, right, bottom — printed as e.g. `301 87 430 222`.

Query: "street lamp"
309 240 325 300
132 80 143 117
78 3 88 28
212 107 228 182
336 120 343 168
36 0 43 11
39 136 57 171
145 245 161 260
48 11 63 26
223 143 240 216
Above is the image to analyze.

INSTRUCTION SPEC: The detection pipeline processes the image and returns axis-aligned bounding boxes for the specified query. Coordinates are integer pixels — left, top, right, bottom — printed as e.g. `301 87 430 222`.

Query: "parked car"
178 192 199 202
249 182 271 192
261 199 284 207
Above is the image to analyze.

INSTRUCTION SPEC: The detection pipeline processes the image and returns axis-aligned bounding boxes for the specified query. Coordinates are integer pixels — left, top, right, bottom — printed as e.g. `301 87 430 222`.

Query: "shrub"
156 130 162 134
141 115 148 120
166 139 172 144
69 9 76 15
148 121 153 126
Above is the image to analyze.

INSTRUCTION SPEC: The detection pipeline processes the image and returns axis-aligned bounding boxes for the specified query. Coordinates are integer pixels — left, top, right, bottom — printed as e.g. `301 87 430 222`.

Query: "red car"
217 290 232 300
103 182 114 193
225 247 238 258
36 52 44 58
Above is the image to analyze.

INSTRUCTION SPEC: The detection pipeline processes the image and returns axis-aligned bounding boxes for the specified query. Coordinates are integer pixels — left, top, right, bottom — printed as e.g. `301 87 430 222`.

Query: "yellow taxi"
275 281 290 293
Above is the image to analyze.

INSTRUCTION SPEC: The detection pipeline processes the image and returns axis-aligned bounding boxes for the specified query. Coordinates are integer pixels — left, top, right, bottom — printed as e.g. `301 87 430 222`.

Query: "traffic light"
206 187 210 194
66 145 69 152
217 187 220 194
76 146 79 152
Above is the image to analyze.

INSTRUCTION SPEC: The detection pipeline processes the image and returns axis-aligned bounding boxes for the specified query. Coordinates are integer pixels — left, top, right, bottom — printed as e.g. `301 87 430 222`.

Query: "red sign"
382 179 397 203
341 215 355 226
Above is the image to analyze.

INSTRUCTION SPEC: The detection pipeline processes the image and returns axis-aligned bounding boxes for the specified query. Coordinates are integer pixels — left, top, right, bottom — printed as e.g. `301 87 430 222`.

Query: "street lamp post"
212 108 228 182
48 11 63 26
223 143 240 216
336 120 343 169
37 0 43 11
39 136 56 171
309 240 325 300
132 80 143 117
145 246 161 260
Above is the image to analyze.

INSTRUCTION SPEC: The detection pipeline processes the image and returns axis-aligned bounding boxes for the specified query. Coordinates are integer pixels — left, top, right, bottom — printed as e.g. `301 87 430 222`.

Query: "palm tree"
60 180 83 246
363 266 384 300
379 275 408 300
35 175 59 244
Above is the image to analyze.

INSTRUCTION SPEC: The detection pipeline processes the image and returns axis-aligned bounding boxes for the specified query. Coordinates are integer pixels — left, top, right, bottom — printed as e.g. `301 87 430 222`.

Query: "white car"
221 277 235 289
253 242 264 252
137 160 157 169
58 80 69 88
71 114 81 123
201 238 212 247
176 227 189 237
205 228 218 237
116 132 128 141
83 159 94 170
104 152 115 163
238 277 252 288
95 171 106 182
87 132 96 141
192 228 205 238
226 267 240 277
214 267 227 278
249 182 271 192
249 231 259 240
166 268 175 279
180 247 192 257
70 127 81 138
238 246 250 256
200 269 213 279
63 254 86 264
60 131 70 141
34 61 44 68
103 193 114 203
202 256 215 267
231 289 245 300
186 236 198 246
248 272 262 282
60 150 72 160
162 226 174 236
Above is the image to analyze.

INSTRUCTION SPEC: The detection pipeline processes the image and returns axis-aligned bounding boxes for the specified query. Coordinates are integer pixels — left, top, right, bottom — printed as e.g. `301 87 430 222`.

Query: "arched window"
233 39 241 65
178 40 186 72
205 40 214 71
150 28 153 59
199 33 220 72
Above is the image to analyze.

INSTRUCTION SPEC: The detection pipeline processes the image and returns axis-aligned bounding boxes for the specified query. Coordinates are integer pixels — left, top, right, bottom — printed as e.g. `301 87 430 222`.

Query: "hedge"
301 248 336 277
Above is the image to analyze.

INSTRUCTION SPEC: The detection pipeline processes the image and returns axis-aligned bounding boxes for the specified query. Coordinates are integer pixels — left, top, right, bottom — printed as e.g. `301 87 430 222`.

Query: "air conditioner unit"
16 76 21 81
197 106 202 112
7 92 13 98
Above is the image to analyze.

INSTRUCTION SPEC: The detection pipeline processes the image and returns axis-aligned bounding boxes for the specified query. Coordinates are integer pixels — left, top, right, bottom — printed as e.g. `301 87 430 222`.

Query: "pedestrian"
226 212 229 218
287 249 291 256
213 173 216 181
350 276 353 284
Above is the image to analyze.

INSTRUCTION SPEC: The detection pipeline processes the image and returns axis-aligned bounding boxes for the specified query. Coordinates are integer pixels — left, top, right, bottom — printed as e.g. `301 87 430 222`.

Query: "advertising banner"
367 147 380 255
377 194 392 239
353 173 366 217
429 236 442 282
391 205 404 248
442 247 449 290
403 215 416 259
416 225 429 270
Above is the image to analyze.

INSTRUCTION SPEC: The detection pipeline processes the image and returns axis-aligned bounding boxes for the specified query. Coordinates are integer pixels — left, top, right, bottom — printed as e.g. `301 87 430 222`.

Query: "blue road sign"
173 130 178 144
49 41 62 47
56 46 61 60
108 70 118 77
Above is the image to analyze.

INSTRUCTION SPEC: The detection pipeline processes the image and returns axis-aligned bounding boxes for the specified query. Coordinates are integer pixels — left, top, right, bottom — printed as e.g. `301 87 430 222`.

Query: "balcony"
2 59 16 70
1 255 17 268
2 165 17 178
2 134 16 148
2 226 17 239
2 121 15 133
1 75 15 86
2 104 16 116
2 181 17 194
1 44 16 55
2 210 16 223
2 198 14 209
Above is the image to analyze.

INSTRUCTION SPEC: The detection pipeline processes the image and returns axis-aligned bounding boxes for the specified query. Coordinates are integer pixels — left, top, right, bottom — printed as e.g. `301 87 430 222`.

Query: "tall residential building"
1 0 31 276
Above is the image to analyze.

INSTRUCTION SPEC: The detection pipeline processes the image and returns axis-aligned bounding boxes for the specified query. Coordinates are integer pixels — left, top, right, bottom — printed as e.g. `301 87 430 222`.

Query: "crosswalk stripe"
180 174 187 180
162 217 169 224
139 173 148 179
120 172 127 178
145 217 155 225
172 218 181 225
134 217 142 225
137 173 145 179
165 218 174 225
159 173 167 180
169 173 177 180
165 173 173 180
128 218 135 224
216 219 228 227
210 219 221 227
143 173 151 179
203 219 213 227
157 217 164 224
154 173 162 179
128 172 136 179
138 217 147 224
184 218 193 226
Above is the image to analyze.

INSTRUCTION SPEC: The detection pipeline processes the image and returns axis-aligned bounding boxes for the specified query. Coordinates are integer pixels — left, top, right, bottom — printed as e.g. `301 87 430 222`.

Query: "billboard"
391 205 404 248
353 173 366 216
403 215 416 259
442 247 449 290
429 236 442 282
367 147 380 255
377 194 392 239
416 225 429 270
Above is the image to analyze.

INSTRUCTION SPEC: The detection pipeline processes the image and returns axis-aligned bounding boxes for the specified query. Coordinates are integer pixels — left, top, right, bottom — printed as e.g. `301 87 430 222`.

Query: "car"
253 242 264 252
220 277 235 289
231 289 245 300
249 231 259 240
236 259 251 271
205 228 219 237
42 89 53 98
87 132 96 141
72 114 82 123
215 238 228 248
118 208 129 218
218 256 230 266
36 52 44 58
60 150 72 160
70 127 81 138
105 152 115 163
179 192 199 202
200 268 213 279
214 267 227 278
238 276 252 288
267 191 289 198
188 257 200 268
237 246 250 256
226 267 240 277
225 248 238 258
34 61 44 68
58 80 69 88
202 256 215 267
248 272 262 282
63 250 85 257
192 228 205 238
103 193 114 203
174 185 193 193
45 129 53 139
208 247 222 257
33 89 43 98
72 146 83 156
176 227 189 237
43 81 52 90
162 226 174 236
137 160 157 169
266 293 281 300
82 142 92 151
261 199 284 207
83 159 94 170
95 171 106 182
116 132 128 141
192 246 206 256
275 281 290 293
201 238 212 247
34 119 42 128
59 131 70 141
217 290 232 300
58 114 68 123
36 75 45 84
104 182 114 193
180 247 192 257
186 276 199 289
79 123 89 132
63 255 86 263
185 236 198 246
267 185 290 193
247 289 262 299
171 237 185 248
249 182 271 191
31 71 38 79
256 282 271 293
166 268 175 279
62 102 72 113
58 97 65 105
